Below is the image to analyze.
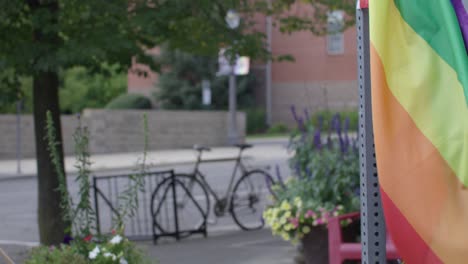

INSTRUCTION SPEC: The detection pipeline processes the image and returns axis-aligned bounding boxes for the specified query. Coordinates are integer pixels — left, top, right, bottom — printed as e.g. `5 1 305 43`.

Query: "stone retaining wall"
0 110 245 159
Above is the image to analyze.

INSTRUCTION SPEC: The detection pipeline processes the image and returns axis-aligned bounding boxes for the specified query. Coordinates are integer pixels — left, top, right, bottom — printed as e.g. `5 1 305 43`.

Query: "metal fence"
93 169 208 242
93 170 173 240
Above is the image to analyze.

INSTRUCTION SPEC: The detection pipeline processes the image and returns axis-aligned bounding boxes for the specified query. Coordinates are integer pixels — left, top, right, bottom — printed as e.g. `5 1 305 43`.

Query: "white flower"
88 246 100 260
120 258 128 264
103 252 117 261
109 235 123 244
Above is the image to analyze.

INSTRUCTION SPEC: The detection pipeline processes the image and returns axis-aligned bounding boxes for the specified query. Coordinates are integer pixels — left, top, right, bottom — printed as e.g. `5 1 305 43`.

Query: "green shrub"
263 111 360 244
105 94 152 110
246 108 267 134
267 123 289 134
26 245 87 264
40 113 152 263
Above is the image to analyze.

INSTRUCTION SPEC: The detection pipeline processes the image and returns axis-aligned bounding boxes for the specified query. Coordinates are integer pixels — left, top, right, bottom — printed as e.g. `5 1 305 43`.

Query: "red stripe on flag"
360 0 368 9
380 188 442 264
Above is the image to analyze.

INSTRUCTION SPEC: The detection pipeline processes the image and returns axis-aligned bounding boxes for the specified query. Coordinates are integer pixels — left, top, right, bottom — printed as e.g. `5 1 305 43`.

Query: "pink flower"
316 218 324 225
305 210 316 219
289 217 300 228
83 234 93 242
321 211 330 220
111 229 117 235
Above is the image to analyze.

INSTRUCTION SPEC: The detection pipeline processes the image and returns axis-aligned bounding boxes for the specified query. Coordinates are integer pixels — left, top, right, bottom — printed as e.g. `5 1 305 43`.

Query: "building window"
327 10 344 55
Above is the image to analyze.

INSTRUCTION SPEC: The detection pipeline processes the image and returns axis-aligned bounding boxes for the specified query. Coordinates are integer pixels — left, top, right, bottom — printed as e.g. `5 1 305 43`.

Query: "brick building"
128 12 358 126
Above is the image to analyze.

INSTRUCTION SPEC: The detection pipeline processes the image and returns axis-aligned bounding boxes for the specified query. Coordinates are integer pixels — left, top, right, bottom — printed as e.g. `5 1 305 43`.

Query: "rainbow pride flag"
370 0 468 263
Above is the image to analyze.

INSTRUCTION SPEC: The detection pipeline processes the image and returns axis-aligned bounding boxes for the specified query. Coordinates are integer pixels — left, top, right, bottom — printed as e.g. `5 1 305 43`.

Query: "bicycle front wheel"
151 174 210 238
230 170 275 231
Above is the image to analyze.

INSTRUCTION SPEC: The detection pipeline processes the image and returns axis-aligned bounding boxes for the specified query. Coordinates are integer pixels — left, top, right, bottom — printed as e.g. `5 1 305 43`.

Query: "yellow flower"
280 217 287 225
283 211 292 219
281 233 290 241
294 197 302 208
271 208 279 218
272 222 281 230
302 226 311 234
280 201 291 211
284 223 295 231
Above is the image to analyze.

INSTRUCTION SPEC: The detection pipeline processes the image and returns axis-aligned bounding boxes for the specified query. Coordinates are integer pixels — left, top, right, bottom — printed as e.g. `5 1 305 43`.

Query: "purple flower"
313 129 322 150
297 117 306 133
63 235 74 245
275 164 286 188
290 105 306 133
290 105 300 124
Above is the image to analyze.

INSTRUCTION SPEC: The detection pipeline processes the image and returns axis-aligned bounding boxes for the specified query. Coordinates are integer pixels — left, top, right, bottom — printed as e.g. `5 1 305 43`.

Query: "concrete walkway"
0 137 291 180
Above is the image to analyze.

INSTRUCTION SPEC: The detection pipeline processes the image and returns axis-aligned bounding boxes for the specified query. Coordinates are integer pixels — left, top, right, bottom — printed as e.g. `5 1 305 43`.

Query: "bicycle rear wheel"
151 174 210 239
230 170 275 231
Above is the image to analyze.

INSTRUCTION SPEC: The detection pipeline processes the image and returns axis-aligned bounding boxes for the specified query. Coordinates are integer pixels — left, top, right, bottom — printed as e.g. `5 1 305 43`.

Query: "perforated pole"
356 4 387 263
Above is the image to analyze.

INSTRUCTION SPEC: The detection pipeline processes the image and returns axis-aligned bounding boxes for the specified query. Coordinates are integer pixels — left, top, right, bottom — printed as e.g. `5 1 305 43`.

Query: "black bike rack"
150 174 208 244
93 170 174 240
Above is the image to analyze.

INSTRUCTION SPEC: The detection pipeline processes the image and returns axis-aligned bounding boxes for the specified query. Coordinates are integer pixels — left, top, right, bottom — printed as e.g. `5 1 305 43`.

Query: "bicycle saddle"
193 144 211 152
234 143 253 150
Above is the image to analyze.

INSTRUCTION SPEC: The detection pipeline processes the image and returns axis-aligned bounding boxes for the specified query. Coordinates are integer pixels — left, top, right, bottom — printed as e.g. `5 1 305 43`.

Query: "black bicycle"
151 144 275 235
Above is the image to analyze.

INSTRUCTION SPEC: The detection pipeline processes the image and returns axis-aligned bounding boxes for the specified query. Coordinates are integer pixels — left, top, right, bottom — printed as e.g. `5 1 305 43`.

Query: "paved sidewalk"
0 137 291 180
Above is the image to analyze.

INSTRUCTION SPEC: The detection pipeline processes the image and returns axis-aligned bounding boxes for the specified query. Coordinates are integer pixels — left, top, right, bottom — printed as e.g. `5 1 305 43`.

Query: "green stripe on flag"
394 0 468 105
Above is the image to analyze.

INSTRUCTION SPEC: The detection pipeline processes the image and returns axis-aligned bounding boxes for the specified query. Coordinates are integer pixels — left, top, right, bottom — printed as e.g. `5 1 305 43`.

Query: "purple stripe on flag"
451 0 468 49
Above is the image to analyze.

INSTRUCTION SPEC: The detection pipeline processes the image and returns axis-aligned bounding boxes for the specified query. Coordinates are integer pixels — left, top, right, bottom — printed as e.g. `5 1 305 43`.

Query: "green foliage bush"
106 94 152 110
36 113 152 263
26 245 87 264
246 108 267 134
60 66 127 114
154 48 256 110
267 123 289 134
0 66 127 114
26 233 150 264
264 110 360 243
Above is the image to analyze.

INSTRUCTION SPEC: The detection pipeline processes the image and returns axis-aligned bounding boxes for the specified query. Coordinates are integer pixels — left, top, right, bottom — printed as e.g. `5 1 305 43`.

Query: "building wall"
0 110 245 160
269 26 358 125
126 9 359 126
271 80 358 126
127 47 160 100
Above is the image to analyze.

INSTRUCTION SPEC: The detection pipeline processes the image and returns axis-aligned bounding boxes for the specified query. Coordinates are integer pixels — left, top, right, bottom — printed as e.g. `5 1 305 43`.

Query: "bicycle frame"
192 149 248 205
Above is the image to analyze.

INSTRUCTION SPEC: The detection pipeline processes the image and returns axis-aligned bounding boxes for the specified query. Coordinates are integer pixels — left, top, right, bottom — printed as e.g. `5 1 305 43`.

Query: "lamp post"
225 9 240 145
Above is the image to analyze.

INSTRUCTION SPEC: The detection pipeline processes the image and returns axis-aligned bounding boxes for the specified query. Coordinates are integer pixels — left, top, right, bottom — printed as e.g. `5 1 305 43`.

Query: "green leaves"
72 119 96 236
45 111 73 234
286 114 360 215
0 0 356 79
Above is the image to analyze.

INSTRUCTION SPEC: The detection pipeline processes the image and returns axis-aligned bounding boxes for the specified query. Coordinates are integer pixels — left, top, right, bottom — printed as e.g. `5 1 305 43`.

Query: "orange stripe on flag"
380 189 442 263
371 44 468 263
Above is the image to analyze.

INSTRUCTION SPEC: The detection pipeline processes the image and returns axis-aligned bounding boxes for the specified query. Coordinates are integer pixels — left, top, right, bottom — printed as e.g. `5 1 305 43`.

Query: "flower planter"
299 220 361 264
301 227 329 264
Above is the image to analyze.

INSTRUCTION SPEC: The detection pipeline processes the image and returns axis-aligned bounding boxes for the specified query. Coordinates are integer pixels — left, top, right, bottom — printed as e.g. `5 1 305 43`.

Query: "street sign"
216 48 250 76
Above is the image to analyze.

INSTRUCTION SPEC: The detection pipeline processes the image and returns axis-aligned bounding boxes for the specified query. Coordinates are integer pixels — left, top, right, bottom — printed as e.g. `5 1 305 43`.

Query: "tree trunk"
29 0 68 245
33 71 68 245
